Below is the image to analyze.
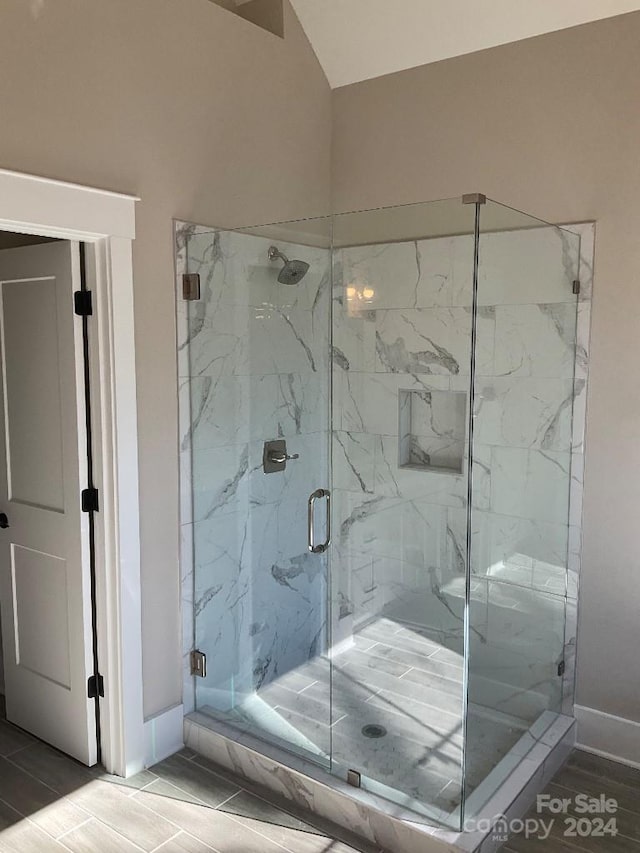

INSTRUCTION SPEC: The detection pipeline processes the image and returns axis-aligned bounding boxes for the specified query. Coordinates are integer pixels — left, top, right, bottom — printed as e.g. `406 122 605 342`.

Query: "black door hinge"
557 660 566 677
81 488 99 513
87 674 104 699
572 280 580 296
74 290 93 316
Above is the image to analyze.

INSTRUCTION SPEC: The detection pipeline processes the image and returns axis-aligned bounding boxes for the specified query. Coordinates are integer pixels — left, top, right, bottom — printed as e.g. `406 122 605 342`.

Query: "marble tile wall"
330 235 475 650
331 223 593 728
176 222 331 715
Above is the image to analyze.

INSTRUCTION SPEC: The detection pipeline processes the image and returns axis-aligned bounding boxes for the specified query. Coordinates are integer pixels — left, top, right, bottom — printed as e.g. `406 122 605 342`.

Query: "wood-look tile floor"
502 750 640 852
0 697 378 853
3 689 639 853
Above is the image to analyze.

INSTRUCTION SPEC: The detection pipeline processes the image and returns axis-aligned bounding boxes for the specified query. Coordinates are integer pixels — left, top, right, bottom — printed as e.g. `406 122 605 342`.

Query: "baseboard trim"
144 703 184 767
574 704 640 769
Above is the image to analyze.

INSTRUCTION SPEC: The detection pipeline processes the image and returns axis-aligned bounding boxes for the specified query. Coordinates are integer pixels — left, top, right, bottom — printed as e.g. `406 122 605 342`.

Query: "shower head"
268 245 310 285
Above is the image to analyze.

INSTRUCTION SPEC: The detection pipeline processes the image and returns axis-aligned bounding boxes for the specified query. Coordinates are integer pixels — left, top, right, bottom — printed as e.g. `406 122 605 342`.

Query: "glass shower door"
328 199 477 826
184 221 333 765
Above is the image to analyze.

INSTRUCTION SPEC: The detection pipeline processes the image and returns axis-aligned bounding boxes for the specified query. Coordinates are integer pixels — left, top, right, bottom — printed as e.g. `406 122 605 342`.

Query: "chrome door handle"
308 489 330 554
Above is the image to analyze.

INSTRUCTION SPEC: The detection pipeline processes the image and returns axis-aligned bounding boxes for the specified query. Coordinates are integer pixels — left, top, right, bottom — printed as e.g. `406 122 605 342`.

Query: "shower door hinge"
347 769 361 788
87 673 104 699
74 290 93 316
190 649 207 678
572 280 581 295
557 660 566 677
182 273 201 301
462 193 487 205
81 488 99 513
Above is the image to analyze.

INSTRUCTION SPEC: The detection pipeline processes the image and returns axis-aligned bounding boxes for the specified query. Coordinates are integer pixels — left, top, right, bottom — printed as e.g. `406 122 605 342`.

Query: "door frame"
0 167 144 776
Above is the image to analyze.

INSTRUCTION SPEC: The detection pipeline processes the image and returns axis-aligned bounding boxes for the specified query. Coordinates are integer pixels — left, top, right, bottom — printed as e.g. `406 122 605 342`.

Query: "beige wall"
332 11 640 723
2 0 637 730
0 0 331 718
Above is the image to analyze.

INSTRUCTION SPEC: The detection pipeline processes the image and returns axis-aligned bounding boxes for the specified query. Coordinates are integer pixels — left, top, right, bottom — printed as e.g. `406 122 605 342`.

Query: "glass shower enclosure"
177 195 581 830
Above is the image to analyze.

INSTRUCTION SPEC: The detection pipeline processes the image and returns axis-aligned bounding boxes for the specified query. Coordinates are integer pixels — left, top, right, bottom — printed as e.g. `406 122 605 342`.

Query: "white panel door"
0 241 97 766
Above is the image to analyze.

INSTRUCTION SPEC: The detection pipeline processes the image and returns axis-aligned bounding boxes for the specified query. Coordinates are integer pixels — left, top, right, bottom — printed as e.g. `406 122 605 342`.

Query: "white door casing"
0 167 159 777
0 241 97 765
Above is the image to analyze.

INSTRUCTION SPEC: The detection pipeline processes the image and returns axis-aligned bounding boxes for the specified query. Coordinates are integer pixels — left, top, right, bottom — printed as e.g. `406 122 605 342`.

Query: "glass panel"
329 199 476 827
186 221 333 765
463 201 580 820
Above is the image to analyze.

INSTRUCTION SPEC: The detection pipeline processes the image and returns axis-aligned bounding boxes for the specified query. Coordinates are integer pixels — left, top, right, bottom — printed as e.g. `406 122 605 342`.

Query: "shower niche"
398 388 466 474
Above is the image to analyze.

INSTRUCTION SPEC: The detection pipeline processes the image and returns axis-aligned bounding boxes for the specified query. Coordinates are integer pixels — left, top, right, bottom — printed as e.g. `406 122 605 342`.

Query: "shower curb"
184 711 576 853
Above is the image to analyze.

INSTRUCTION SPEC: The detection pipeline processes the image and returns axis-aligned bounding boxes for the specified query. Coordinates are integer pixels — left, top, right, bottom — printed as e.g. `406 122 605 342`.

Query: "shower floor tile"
206 615 526 814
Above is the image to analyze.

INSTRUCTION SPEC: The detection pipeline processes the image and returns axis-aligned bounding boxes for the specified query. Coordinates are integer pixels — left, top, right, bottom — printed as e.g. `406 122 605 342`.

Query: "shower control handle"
268 451 299 464
308 489 331 554
263 439 298 474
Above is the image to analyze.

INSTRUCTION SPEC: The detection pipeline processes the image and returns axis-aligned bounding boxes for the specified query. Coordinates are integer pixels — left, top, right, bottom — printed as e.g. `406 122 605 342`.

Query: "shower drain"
361 724 387 739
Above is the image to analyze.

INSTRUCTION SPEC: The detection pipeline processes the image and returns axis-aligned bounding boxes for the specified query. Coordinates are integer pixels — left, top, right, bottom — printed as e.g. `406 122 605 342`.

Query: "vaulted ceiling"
289 0 640 88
